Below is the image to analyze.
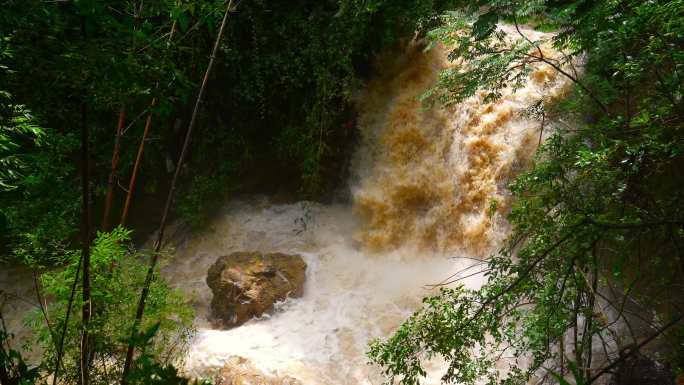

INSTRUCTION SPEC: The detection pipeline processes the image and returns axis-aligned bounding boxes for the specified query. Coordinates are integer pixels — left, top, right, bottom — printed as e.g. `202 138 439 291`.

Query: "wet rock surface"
207 251 306 328
214 356 301 385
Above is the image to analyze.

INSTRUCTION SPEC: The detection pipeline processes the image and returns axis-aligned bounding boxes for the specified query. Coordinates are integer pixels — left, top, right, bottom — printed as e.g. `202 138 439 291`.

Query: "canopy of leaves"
369 0 684 384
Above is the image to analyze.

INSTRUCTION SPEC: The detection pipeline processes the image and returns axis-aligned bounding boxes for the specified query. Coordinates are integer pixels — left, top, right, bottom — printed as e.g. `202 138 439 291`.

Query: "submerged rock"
214 356 301 385
207 251 307 328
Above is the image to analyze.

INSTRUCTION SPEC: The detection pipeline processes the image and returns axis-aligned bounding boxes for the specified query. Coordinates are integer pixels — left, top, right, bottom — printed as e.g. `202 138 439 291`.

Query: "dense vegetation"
369 0 684 384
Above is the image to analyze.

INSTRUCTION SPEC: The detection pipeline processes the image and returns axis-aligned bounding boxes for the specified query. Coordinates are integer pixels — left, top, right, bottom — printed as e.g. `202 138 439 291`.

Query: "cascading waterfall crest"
167 27 575 384
352 31 571 255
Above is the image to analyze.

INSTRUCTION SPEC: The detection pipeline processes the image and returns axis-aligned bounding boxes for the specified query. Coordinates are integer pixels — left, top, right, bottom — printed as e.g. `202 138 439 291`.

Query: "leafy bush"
29 228 195 385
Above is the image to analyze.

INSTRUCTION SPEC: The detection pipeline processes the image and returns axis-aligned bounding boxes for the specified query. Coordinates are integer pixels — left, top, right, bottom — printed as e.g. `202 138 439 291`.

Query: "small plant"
0 315 39 385
125 323 211 385
487 199 499 219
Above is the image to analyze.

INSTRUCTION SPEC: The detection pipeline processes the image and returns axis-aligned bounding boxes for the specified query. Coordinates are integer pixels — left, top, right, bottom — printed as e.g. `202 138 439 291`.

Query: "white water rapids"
165 200 461 384
165 32 574 384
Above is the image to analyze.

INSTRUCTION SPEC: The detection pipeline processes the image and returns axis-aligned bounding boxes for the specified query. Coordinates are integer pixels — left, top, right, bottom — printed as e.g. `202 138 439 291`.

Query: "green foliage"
370 0 684 384
0 85 44 192
0 122 79 265
0 0 238 264
195 0 457 197
0 1 481 383
423 10 536 105
29 228 195 385
0 35 79 265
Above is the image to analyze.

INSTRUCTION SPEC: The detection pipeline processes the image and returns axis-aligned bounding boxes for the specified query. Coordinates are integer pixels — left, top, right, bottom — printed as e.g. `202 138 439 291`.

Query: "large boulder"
207 251 307 328
214 356 301 385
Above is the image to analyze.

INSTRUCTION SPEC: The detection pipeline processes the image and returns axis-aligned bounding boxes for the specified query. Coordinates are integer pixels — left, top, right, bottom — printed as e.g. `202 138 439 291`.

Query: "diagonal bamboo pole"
50 254 82 385
80 102 92 385
120 18 178 228
119 2 237 383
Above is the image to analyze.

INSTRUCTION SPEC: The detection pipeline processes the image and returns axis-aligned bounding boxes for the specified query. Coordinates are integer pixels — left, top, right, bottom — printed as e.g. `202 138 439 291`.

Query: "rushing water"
166 32 574 384
166 200 464 384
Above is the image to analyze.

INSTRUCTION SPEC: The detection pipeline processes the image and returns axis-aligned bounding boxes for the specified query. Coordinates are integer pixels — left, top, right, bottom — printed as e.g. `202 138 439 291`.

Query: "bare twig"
588 218 684 230
425 261 489 288
424 267 493 288
523 52 609 113
121 106 150 136
511 17 609 113
32 270 56 349
120 97 157 227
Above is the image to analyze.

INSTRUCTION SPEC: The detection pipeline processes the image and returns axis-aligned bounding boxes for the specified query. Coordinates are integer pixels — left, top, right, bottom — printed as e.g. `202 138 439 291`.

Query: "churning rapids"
0 27 575 385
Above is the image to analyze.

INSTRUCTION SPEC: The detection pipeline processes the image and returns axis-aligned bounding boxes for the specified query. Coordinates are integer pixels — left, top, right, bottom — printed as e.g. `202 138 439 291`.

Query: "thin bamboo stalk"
120 99 156 227
80 101 91 385
51 257 82 385
102 107 126 231
119 2 236 383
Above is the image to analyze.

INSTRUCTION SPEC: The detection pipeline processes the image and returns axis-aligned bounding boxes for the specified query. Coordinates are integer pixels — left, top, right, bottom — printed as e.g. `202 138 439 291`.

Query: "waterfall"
173 28 574 384
352 36 569 255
